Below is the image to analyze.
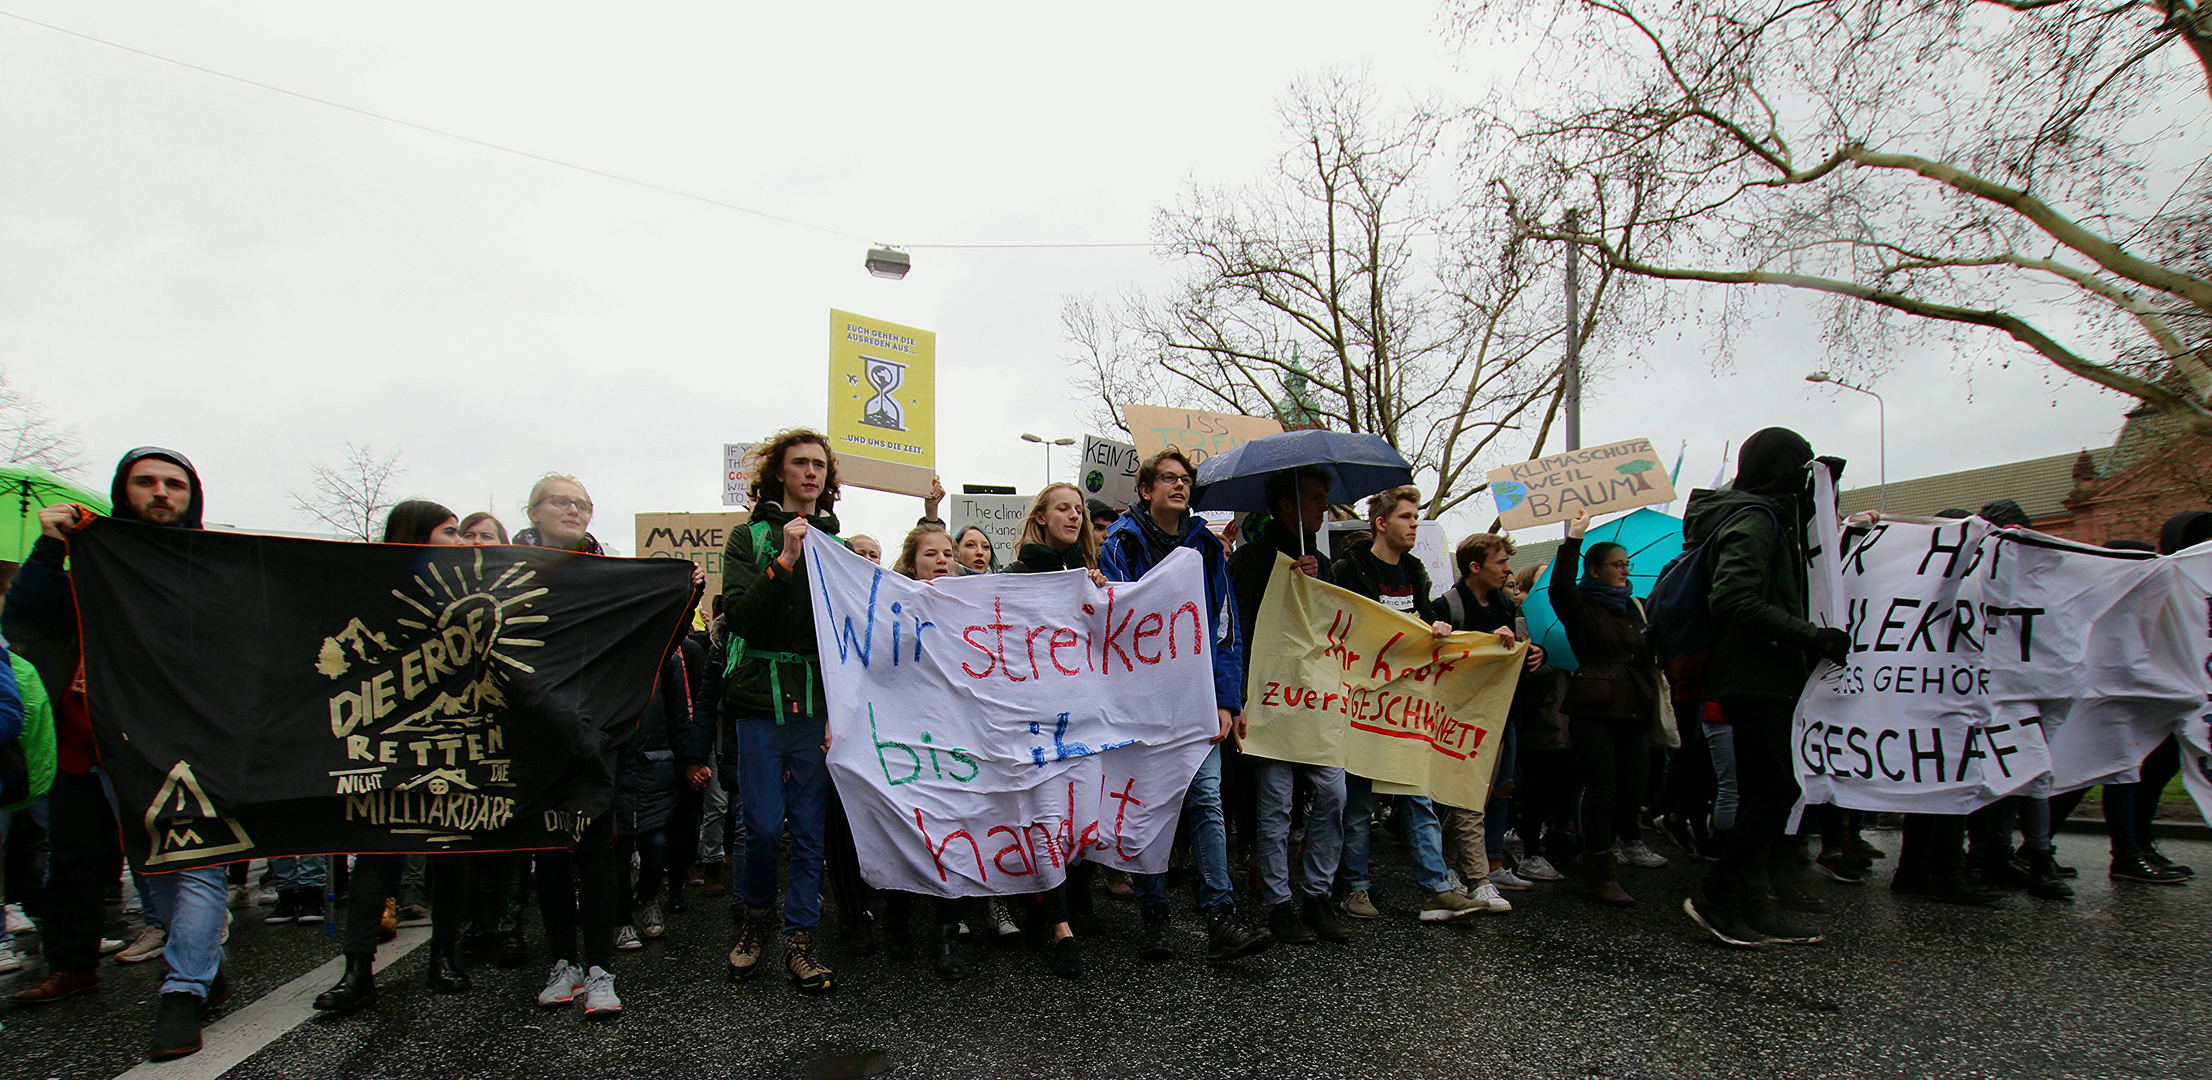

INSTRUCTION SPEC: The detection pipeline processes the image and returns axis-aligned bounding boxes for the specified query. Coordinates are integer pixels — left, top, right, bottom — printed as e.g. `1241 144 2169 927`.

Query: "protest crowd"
0 424 2203 1063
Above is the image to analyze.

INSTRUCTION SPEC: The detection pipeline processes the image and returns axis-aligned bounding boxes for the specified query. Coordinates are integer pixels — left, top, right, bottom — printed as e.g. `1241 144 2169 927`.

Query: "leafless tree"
0 367 86 476
291 443 405 541
1460 0 2212 433
1067 71 1618 517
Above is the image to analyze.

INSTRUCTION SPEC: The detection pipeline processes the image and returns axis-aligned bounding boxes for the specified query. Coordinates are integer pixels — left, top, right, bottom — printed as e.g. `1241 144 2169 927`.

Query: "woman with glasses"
1548 508 1664 906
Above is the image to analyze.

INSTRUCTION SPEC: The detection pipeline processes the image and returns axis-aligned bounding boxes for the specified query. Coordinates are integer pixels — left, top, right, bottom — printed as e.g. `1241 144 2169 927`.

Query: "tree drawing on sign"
1616 459 1656 492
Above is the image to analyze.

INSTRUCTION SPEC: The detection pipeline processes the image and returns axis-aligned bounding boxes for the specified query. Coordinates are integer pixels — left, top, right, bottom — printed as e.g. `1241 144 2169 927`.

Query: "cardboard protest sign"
803 529 1217 896
828 310 935 496
947 494 1030 567
1486 437 1677 530
68 519 694 871
635 512 749 607
1119 404 1283 467
1080 435 1140 509
1241 553 1521 809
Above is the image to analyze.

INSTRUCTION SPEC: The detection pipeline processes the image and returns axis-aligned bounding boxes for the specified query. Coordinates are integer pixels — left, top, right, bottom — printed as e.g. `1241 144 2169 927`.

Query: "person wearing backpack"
1677 428 1852 947
1548 509 1665 906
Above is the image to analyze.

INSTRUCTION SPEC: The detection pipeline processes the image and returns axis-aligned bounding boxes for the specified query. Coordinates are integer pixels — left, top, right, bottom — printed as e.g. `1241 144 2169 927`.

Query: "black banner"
69 519 694 872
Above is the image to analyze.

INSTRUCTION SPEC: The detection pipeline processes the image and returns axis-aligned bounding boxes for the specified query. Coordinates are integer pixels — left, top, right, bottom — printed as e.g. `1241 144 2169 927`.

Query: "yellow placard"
1119 404 1283 467
829 310 935 495
1241 553 1521 808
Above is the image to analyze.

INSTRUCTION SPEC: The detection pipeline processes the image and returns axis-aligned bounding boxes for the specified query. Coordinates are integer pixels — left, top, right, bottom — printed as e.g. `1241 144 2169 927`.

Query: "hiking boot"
932 923 967 981
1105 869 1137 902
1617 839 1669 869
1268 901 1316 945
2142 843 2195 879
1138 903 1172 960
1747 908 1825 945
2024 850 2075 901
699 862 729 898
314 954 378 1012
1576 853 1634 907
1301 896 1352 942
147 991 204 1060
987 898 1021 942
1204 907 1271 963
11 968 98 1004
378 897 398 941
1420 888 1485 921
2111 852 2190 884
118 925 168 964
1517 855 1566 882
1341 888 1382 919
1684 895 1765 948
728 906 773 980
535 959 585 1007
785 931 835 993
580 966 622 1018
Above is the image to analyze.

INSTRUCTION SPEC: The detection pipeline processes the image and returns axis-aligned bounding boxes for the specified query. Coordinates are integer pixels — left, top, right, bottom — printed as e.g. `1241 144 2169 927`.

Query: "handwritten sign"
947 494 1030 566
1080 435 1140 509
1485 437 1676 530
722 443 752 507
635 512 747 608
803 529 1217 896
1119 404 1283 467
1241 553 1521 809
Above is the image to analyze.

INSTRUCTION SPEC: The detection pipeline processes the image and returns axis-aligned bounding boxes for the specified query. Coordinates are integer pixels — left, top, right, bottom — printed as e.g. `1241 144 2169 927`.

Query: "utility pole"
1563 207 1582 453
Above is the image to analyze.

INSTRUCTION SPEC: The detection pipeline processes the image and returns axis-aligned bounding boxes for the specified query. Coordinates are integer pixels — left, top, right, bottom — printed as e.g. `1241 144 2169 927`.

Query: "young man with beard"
1099 450 1271 964
4 448 232 1060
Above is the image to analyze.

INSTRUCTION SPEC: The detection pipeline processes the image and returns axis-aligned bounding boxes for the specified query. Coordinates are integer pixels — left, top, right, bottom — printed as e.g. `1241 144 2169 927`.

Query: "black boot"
2111 851 2190 884
426 941 471 994
1203 906 1271 964
1048 935 1082 978
313 953 378 1012
147 991 204 1060
2023 849 2075 900
1138 903 1172 961
1267 901 1315 945
494 930 528 968
1302 895 1352 943
1067 878 1111 938
932 923 967 981
881 907 913 963
1973 846 2031 888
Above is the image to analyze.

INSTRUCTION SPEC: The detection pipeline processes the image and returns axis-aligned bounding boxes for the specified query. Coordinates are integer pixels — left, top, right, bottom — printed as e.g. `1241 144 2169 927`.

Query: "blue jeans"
1339 777 1451 894
733 715 830 935
1703 720 1739 832
1486 719 1520 861
138 866 227 998
270 855 327 890
1253 758 1345 906
1135 744 1233 914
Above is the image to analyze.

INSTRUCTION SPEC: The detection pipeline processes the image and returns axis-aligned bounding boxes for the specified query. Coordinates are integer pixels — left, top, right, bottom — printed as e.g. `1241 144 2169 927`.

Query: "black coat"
614 648 692 835
1548 537 1660 722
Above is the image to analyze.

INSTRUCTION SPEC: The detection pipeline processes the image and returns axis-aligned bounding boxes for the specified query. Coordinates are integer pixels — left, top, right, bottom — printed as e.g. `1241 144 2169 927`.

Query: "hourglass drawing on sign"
860 356 907 432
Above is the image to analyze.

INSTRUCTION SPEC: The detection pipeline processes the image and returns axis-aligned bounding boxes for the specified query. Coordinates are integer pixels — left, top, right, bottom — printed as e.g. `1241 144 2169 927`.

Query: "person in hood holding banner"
1227 467 1358 947
1099 450 1272 964
5 447 233 1060
719 430 848 993
1679 428 1852 947
1330 486 1497 921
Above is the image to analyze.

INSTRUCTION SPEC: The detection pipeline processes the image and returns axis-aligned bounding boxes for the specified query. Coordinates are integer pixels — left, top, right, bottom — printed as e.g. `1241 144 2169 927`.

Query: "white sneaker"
614 925 643 951
580 965 621 1018
1502 829 1525 864
98 936 126 955
256 886 277 906
117 925 167 963
987 898 1020 938
1468 882 1513 913
1618 840 1669 869
640 899 665 940
4 903 33 935
1518 855 1566 882
538 959 586 1006
1488 866 1535 891
0 941 23 973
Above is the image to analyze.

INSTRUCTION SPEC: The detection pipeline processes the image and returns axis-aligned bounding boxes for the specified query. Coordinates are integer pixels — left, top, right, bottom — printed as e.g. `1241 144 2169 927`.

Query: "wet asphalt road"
6 827 2210 1080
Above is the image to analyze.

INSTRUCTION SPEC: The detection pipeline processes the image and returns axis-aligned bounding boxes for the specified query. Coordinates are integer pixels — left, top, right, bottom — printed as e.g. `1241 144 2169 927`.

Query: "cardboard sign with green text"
1485 437 1676 530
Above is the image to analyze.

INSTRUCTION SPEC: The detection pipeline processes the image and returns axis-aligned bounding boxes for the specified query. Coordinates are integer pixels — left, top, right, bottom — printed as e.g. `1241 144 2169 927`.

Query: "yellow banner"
828 309 935 495
1241 553 1521 808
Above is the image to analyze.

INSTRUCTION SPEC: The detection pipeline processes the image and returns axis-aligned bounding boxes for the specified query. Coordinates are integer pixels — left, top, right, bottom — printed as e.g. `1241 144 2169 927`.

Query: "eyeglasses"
1152 474 1193 488
1603 559 1632 571
539 494 593 513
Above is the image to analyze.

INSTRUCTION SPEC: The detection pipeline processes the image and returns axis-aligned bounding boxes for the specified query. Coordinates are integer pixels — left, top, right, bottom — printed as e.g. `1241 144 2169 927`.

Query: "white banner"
803 528 1217 897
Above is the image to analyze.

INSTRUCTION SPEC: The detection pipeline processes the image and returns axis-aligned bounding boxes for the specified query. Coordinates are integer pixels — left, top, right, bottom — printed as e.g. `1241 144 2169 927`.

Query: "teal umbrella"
1520 507 1685 671
0 464 110 564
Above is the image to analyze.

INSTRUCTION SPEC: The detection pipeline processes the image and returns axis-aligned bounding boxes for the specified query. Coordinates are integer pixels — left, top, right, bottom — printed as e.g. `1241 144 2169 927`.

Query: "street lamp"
1020 433 1076 487
1806 372 1885 512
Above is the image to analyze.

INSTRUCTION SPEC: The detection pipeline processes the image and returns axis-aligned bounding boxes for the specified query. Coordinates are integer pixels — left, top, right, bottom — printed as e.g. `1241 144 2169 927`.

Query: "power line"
0 8 1166 253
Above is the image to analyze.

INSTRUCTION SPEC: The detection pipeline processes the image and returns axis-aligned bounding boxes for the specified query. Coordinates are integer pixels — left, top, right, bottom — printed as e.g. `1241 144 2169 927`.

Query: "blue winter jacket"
1098 504 1243 713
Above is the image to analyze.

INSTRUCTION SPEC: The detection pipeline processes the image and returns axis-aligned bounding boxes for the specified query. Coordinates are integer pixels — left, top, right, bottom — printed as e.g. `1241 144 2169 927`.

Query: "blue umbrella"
1191 429 1414 513
1520 507 1685 671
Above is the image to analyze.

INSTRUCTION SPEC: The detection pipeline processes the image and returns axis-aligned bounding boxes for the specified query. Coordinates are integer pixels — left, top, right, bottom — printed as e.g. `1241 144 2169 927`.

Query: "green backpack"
1 651 55 812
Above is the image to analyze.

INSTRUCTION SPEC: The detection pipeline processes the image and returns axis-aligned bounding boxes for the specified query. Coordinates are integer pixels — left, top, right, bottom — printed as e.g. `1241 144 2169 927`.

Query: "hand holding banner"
1240 553 1521 809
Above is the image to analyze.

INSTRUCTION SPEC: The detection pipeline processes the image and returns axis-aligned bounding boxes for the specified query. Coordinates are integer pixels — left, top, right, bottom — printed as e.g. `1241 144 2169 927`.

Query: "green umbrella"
0 464 110 564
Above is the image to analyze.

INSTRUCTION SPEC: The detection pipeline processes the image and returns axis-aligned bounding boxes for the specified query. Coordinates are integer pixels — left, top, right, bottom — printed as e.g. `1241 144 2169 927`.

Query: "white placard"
723 443 752 507
947 494 1030 566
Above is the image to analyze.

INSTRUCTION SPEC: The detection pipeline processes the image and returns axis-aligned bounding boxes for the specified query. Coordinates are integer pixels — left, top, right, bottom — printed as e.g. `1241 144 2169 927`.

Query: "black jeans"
1704 697 1798 901
824 788 871 929
536 818 618 970
42 771 121 974
345 852 470 955
1514 748 1581 861
1568 713 1649 851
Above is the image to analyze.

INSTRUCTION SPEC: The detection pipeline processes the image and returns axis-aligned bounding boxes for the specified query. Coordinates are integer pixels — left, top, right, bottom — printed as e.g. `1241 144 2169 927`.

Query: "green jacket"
2 652 55 812
718 501 842 720
1681 487 1820 701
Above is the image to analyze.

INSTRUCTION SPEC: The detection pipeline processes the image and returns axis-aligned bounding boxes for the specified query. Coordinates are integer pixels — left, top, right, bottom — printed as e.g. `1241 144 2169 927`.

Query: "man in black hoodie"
1680 428 1851 947
4 448 232 1060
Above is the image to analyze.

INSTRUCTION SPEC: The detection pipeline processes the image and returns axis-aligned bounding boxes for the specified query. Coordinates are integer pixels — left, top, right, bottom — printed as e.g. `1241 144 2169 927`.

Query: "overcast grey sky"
0 1 2143 550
